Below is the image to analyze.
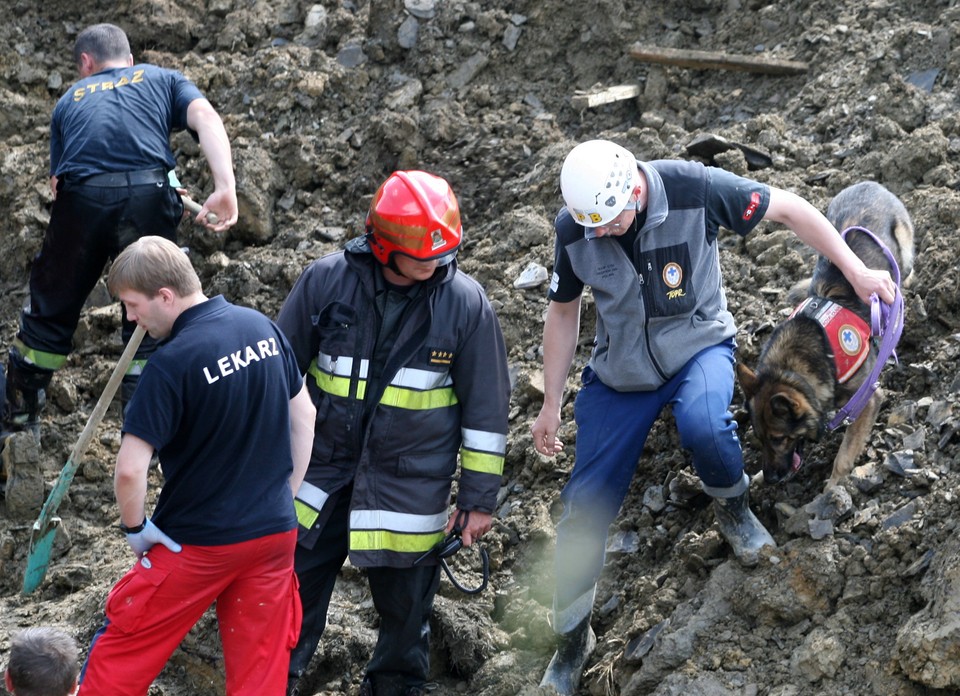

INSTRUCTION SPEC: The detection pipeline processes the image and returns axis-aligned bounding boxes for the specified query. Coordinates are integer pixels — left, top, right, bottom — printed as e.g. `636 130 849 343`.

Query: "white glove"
126 519 182 559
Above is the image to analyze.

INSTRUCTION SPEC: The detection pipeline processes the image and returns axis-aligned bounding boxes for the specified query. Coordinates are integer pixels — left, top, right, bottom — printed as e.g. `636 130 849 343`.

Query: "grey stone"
502 24 522 51
397 15 419 49
513 261 548 289
896 538 960 688
336 43 368 68
447 53 489 90
791 627 845 681
384 78 423 109
404 0 436 20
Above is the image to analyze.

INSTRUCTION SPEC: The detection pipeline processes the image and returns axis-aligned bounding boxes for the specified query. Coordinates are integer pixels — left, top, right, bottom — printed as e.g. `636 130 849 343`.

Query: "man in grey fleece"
531 139 896 695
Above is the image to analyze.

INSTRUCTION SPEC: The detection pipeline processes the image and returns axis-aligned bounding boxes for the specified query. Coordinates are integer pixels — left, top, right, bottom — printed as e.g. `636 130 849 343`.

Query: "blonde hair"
107 236 201 298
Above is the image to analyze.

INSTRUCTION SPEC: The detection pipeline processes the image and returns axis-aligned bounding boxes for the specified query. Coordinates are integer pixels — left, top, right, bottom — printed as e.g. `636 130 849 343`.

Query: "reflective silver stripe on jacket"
390 366 453 390
317 352 368 378
317 352 451 391
462 427 507 455
295 480 329 510
350 508 448 533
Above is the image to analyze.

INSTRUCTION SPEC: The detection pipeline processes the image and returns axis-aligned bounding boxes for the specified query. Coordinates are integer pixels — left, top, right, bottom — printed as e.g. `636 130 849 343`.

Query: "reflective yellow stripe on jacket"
294 480 330 529
460 426 506 476
308 353 458 409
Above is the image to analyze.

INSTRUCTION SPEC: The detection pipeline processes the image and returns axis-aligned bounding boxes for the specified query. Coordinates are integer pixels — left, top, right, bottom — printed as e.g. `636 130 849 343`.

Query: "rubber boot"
4 385 45 432
3 357 49 446
540 615 596 695
713 488 776 566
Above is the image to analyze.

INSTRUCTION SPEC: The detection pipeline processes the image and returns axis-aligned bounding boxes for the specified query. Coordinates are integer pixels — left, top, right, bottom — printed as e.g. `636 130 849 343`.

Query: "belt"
77 169 167 187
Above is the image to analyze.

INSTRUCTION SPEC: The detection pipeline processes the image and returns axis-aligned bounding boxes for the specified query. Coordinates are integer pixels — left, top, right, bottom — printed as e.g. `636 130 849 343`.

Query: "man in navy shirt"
78 236 315 696
1 23 238 447
532 139 897 694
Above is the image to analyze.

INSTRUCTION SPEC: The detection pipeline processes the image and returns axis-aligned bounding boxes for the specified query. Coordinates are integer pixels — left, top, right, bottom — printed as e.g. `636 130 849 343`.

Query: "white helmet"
560 140 636 227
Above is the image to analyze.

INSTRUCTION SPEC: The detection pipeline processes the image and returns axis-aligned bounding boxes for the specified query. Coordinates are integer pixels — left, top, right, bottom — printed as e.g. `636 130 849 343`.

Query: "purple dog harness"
825 226 905 430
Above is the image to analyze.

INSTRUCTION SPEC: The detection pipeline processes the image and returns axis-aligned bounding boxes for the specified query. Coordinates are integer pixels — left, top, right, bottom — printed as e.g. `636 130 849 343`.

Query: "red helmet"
366 170 462 265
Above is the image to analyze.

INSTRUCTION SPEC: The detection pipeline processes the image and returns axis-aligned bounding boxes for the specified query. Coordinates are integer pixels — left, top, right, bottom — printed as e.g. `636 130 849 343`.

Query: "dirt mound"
2 1 960 695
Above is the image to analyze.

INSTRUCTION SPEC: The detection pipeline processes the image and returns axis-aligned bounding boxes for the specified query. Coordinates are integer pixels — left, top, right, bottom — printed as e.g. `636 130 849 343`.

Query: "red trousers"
79 529 301 696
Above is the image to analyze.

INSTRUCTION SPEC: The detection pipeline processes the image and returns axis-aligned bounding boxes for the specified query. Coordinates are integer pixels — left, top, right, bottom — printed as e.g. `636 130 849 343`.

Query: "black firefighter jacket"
276 238 511 568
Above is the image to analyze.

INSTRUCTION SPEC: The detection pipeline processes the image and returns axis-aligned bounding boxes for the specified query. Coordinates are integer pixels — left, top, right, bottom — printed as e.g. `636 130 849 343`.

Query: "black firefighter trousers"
10 174 181 395
289 487 441 693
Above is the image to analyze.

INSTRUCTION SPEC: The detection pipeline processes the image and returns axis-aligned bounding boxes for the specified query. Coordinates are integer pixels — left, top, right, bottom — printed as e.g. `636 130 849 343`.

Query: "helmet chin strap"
386 256 406 278
365 231 407 278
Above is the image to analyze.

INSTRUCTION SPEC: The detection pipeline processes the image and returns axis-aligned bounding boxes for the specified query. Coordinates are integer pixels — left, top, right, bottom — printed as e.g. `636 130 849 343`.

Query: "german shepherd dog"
736 181 915 486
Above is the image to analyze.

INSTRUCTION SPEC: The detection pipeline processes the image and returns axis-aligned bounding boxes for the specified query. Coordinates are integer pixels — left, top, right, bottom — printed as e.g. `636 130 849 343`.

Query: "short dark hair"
6 627 79 696
73 23 131 67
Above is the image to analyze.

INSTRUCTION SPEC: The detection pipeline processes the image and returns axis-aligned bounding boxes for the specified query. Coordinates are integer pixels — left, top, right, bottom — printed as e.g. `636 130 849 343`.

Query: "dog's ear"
735 363 758 398
770 393 798 419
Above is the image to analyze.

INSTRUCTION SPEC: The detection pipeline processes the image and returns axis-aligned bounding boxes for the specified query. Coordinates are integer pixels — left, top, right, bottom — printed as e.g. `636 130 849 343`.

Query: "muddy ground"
2 0 960 695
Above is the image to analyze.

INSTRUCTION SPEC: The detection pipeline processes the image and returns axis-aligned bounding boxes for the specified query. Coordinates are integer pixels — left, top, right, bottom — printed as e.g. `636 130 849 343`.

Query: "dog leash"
412 510 490 595
827 225 905 430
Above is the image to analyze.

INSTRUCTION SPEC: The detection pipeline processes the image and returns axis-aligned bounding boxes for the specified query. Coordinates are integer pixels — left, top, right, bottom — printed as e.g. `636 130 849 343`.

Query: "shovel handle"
22 324 146 594
54 324 147 508
180 195 220 225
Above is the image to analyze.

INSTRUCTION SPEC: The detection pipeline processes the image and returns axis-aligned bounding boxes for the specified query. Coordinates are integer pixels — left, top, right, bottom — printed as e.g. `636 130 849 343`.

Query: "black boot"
3 356 50 444
713 488 776 566
540 615 596 695
4 384 45 432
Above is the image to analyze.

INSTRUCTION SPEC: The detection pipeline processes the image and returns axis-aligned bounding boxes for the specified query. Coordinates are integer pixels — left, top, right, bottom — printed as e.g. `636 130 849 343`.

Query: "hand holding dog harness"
828 226 905 430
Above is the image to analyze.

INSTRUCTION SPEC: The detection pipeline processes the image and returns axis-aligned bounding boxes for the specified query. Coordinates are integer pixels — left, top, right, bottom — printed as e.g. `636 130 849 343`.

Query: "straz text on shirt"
72 69 146 102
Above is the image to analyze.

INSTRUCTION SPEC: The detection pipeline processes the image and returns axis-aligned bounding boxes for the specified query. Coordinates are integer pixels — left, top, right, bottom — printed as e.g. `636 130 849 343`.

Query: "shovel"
180 195 220 225
22 324 146 594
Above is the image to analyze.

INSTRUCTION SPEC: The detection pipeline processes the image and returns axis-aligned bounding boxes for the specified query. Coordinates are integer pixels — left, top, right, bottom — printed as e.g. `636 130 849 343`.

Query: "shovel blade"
22 517 62 594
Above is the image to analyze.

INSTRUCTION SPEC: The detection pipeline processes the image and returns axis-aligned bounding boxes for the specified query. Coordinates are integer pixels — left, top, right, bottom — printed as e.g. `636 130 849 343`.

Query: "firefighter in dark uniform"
1 22 237 443
278 171 511 696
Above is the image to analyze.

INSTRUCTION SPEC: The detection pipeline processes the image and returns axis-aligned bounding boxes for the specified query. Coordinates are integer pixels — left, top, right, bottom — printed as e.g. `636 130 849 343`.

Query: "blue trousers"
552 340 744 629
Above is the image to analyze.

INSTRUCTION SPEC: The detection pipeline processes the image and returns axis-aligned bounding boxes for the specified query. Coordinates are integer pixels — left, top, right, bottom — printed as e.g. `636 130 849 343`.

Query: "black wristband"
119 518 147 535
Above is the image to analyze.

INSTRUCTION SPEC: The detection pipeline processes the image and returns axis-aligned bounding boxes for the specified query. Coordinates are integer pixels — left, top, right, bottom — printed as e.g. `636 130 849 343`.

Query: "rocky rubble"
2 0 960 695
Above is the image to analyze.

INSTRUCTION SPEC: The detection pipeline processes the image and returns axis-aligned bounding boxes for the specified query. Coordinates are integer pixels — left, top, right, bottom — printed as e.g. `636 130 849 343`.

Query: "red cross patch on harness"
790 298 871 384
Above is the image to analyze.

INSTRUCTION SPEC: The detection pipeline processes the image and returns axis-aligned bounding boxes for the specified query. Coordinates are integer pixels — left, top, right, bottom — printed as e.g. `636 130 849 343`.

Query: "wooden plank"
629 44 807 76
571 84 642 109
